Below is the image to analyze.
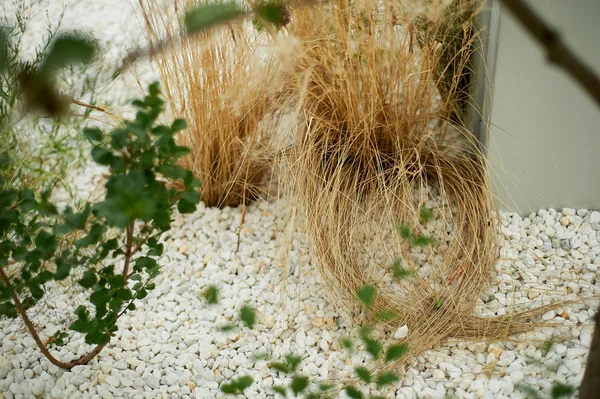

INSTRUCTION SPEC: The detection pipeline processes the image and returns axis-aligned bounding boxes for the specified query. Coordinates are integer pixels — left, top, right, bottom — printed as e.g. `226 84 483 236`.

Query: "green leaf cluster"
0 83 200 358
396 207 436 248
0 29 97 118
220 375 254 395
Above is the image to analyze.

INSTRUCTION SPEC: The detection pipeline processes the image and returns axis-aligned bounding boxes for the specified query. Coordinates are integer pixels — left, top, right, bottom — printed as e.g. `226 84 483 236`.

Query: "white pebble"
106 376 120 388
394 325 409 339
488 378 501 394
432 369 444 380
564 359 582 375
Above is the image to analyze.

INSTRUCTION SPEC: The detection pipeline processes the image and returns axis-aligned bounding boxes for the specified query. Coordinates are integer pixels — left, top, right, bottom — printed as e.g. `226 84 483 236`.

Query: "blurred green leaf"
285 354 302 372
235 375 254 390
270 361 289 374
218 323 237 332
419 206 433 223
185 2 244 34
272 386 287 397
83 128 104 142
28 282 43 299
254 1 289 28
390 258 413 280
203 285 219 304
375 311 398 321
541 341 553 356
39 34 96 78
356 285 376 308
290 374 309 394
413 235 435 247
516 383 541 399
355 366 371 383
376 372 399 387
221 375 254 395
358 326 374 340
341 337 354 353
398 223 411 239
318 382 333 391
345 386 364 399
364 337 382 360
551 383 575 399
385 343 409 363
171 118 187 132
91 147 114 166
157 164 187 180
79 270 97 289
240 305 256 328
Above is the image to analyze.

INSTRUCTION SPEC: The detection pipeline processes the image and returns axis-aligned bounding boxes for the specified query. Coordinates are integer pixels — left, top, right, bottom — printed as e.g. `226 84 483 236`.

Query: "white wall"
487 0 600 213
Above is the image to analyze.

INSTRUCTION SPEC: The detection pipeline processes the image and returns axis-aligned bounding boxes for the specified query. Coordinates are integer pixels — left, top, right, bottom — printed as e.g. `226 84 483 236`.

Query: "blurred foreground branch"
502 0 600 107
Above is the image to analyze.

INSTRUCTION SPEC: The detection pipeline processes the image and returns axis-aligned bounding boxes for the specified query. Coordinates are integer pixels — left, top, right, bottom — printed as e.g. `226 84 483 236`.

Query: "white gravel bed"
0 201 598 399
1 1 599 399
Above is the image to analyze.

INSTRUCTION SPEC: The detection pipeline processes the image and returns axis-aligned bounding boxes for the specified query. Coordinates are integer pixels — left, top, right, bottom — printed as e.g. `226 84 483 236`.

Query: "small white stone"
0 355 10 379
50 386 62 398
586 263 598 271
432 369 444 380
542 310 556 320
570 237 583 249
106 375 120 388
562 208 576 216
488 379 501 394
394 325 409 339
571 250 584 259
97 385 114 399
554 344 567 356
564 359 582 375
590 211 600 224
71 374 87 386
318 339 329 351
566 348 588 359
165 373 179 385
510 370 524 383
577 209 588 217
31 379 44 396
10 382 21 395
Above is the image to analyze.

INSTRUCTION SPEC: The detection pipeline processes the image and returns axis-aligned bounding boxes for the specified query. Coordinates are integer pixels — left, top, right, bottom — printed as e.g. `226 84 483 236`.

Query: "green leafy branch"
0 82 200 369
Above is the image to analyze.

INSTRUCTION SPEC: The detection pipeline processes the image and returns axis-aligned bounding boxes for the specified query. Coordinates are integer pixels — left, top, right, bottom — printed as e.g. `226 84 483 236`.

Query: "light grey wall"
486 0 600 213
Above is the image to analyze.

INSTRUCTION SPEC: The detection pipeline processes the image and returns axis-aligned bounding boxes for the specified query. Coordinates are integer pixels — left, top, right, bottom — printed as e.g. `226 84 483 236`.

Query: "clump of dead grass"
138 0 279 207
138 0 560 377
277 0 557 372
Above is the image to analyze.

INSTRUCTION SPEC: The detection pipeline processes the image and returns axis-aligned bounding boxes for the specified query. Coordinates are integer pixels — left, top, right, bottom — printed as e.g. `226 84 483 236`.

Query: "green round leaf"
356 285 376 308
240 305 256 329
171 119 187 132
79 270 97 289
83 128 104 142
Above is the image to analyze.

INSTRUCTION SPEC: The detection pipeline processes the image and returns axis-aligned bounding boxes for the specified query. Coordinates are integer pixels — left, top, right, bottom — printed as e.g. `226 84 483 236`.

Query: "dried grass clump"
139 0 279 207
278 0 555 369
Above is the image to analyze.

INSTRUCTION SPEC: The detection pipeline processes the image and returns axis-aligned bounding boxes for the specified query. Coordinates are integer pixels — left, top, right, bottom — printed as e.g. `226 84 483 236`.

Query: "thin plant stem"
0 267 106 370
0 220 137 370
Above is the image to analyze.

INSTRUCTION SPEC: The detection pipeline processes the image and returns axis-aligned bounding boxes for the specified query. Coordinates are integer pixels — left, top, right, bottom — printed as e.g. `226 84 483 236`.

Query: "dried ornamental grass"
138 0 279 207
278 0 558 373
